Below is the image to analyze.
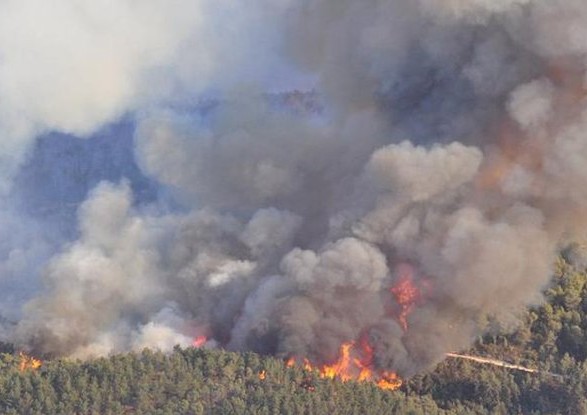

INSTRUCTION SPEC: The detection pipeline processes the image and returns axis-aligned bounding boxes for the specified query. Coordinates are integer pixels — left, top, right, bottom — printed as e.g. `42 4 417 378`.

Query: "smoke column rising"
2 0 587 377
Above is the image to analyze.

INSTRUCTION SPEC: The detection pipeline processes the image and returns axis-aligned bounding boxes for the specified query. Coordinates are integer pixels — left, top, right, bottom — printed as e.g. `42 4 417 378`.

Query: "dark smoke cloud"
1 0 587 377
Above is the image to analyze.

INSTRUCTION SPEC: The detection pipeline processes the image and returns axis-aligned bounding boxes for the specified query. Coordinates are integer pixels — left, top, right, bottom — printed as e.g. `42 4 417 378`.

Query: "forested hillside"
408 253 587 415
0 346 454 415
1 254 587 415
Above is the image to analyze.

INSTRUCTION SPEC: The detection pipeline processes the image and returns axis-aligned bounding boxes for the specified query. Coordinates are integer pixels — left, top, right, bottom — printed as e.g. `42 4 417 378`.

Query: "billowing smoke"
2 0 587 377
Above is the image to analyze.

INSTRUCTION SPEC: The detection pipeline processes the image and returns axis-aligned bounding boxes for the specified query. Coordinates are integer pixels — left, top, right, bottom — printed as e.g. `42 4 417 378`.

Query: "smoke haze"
1 0 587 377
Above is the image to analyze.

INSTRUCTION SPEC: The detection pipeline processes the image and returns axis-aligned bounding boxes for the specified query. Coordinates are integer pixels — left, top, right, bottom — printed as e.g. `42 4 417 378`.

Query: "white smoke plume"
1 0 587 378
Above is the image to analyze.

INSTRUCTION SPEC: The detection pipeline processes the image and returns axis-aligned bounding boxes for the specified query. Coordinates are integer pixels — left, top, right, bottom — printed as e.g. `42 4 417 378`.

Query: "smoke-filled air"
1 0 587 380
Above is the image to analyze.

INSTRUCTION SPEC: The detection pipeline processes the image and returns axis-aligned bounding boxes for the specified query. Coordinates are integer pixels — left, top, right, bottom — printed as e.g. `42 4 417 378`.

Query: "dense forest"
1 253 587 415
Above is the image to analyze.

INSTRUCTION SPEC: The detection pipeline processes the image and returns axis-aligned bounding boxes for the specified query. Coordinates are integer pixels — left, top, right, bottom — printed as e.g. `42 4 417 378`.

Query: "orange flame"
192 335 208 348
376 372 403 390
321 343 354 381
390 264 421 331
18 352 42 372
286 340 402 391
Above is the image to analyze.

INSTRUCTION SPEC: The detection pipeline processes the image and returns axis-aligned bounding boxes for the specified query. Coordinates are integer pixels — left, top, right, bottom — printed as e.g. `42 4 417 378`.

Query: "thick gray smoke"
4 0 587 377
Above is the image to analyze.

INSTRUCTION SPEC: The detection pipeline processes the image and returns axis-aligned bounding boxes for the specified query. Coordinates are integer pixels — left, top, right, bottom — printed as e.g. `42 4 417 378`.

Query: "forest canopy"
2 254 587 415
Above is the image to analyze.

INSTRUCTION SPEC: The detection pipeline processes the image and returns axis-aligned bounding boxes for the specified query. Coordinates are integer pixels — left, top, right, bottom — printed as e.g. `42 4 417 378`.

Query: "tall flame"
286 339 402 391
390 264 421 331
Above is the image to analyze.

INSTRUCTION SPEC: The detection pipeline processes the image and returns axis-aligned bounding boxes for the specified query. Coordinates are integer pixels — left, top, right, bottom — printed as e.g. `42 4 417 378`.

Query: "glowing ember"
192 335 207 348
18 352 42 372
390 264 421 331
286 341 402 391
